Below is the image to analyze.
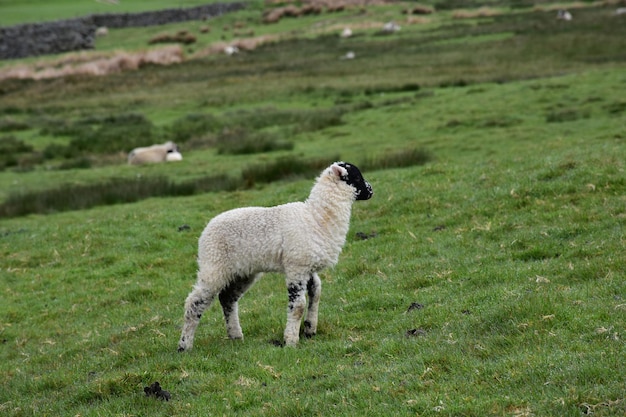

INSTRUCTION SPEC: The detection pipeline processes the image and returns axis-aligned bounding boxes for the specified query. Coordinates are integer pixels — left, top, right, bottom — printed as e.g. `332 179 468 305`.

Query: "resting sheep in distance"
340 28 353 38
178 162 373 351
127 141 180 165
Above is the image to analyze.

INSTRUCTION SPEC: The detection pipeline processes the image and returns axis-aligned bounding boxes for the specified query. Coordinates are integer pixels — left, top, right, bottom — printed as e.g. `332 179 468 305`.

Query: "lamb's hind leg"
178 284 216 352
304 273 321 338
218 274 260 340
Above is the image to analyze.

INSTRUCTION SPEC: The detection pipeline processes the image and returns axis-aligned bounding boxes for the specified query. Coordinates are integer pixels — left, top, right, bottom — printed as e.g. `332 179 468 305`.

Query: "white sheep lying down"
127 141 180 165
178 162 373 351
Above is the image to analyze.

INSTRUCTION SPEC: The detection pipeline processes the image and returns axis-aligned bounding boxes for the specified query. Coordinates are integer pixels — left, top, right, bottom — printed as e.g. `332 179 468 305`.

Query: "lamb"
341 51 356 60
178 161 373 351
382 21 401 33
127 141 179 165
223 45 239 56
95 27 109 37
556 9 572 21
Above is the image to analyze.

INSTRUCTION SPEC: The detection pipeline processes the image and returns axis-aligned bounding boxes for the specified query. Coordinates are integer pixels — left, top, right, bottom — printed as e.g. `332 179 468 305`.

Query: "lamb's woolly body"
200 173 353 281
178 162 372 351
128 141 178 165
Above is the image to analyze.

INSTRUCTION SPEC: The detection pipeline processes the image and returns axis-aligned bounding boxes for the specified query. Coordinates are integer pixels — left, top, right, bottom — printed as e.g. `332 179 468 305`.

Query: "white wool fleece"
198 165 355 283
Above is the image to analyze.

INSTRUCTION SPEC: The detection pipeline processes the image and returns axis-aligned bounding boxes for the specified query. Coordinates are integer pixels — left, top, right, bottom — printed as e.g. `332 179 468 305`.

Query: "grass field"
1 1 625 416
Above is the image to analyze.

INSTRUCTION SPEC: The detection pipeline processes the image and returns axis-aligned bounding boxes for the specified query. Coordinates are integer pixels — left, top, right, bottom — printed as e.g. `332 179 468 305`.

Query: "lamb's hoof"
178 335 192 352
304 332 316 339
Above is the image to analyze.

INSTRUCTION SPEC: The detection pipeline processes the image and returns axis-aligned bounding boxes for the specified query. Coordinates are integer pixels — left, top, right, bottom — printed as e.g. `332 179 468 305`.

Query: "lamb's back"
198 203 313 274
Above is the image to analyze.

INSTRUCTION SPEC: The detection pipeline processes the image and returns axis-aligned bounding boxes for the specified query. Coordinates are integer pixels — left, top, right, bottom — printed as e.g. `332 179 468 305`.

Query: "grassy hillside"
1 1 625 416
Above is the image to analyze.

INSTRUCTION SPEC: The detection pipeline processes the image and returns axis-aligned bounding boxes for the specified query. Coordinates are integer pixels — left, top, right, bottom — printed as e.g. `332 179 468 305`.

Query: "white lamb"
224 45 239 56
178 162 373 351
127 141 179 165
556 9 572 21
382 21 401 33
340 28 353 38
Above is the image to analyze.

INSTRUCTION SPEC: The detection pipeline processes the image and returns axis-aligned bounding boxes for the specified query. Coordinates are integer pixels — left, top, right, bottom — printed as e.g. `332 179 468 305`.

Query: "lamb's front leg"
284 278 307 347
304 273 321 338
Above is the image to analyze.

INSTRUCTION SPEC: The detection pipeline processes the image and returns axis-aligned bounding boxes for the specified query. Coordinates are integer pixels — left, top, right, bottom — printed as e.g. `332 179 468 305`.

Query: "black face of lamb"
337 162 373 201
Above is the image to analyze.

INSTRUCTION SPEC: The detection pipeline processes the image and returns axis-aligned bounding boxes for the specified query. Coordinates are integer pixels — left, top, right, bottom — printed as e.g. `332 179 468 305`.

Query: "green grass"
1 1 625 416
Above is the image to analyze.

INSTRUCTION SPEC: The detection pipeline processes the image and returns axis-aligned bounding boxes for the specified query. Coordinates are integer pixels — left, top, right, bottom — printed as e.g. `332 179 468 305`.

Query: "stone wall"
90 2 247 29
0 19 96 60
0 2 247 60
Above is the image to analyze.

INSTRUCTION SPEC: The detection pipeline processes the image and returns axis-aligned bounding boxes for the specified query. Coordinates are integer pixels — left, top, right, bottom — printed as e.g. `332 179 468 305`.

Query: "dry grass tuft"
148 30 197 45
402 5 435 15
452 7 502 19
0 46 184 80
262 0 393 23
532 2 594 12
406 16 431 25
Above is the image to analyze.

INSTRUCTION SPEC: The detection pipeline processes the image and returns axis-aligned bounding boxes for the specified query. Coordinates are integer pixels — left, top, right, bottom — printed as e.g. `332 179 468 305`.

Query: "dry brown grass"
405 16 431 25
0 45 184 80
452 7 503 19
148 30 197 45
402 5 435 15
262 0 394 23
532 2 586 12
265 0 394 6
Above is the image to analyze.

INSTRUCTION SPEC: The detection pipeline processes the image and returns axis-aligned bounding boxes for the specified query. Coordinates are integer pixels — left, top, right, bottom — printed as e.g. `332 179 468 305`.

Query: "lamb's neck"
305 192 353 238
